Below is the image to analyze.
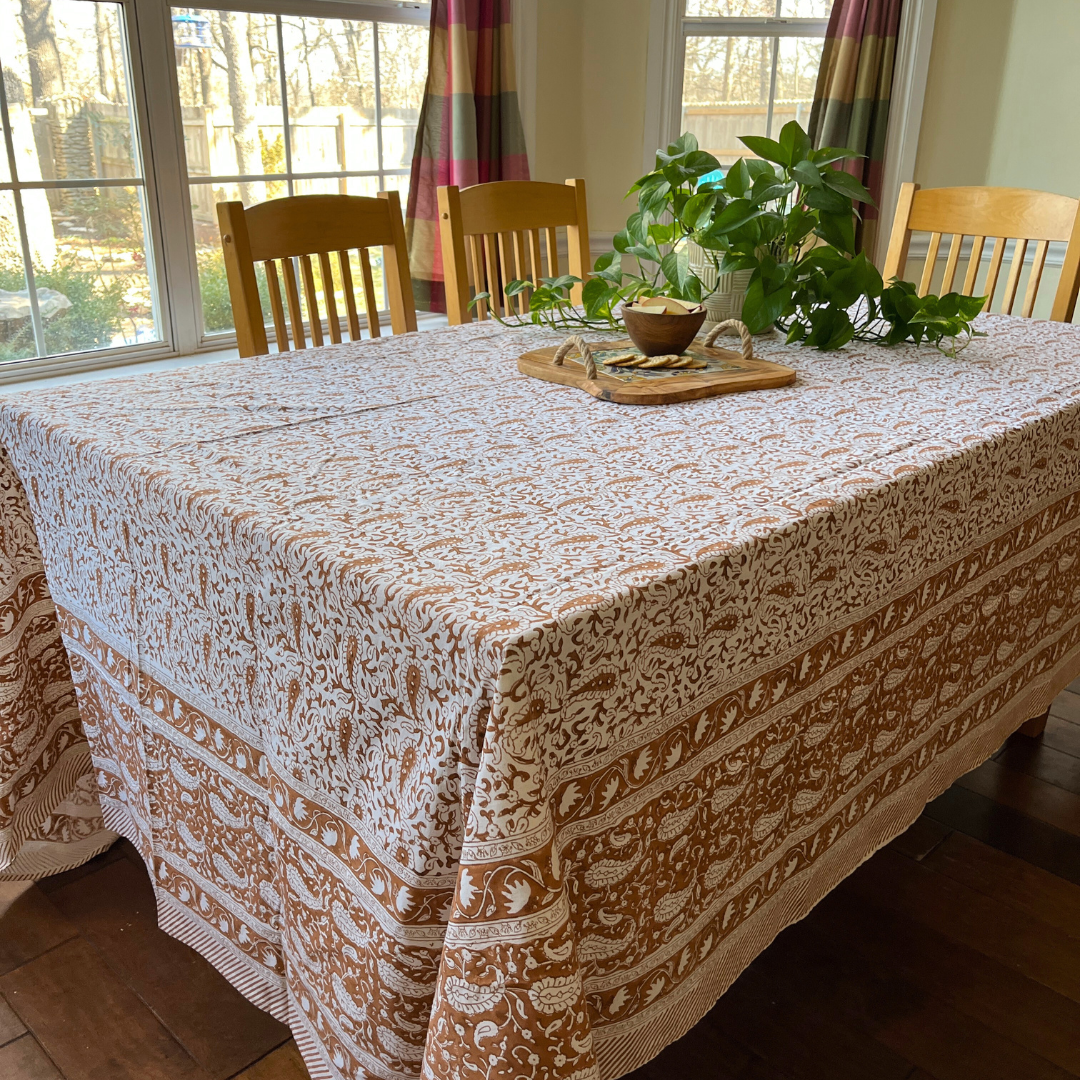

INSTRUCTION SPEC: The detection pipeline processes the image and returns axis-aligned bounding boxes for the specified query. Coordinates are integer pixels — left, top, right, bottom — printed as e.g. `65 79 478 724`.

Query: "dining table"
1 312 1079 1080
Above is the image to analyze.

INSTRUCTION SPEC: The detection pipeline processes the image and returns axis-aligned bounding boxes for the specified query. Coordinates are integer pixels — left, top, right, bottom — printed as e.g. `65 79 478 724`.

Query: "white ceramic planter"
686 240 753 325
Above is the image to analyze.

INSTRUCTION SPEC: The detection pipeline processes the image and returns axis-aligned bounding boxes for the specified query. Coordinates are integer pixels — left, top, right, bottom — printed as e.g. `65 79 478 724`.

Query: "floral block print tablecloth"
0 447 114 879
2 314 1080 1080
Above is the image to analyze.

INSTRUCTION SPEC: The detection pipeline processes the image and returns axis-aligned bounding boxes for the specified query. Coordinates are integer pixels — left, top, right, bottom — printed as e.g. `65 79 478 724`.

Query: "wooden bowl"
621 303 708 357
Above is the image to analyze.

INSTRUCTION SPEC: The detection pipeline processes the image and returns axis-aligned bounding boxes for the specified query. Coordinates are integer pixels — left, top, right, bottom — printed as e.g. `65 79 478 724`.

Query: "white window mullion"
131 0 203 355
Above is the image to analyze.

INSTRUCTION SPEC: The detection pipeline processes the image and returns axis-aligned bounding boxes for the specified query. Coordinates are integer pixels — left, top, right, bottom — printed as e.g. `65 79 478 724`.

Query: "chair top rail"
456 181 580 236
243 194 397 262
908 186 1079 243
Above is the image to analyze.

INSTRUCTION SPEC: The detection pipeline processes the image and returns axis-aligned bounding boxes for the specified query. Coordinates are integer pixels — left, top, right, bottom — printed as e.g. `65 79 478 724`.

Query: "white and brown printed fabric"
1 314 1079 1079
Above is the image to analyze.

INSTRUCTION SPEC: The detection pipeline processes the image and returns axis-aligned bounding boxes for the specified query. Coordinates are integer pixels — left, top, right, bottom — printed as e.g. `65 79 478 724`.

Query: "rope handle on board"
553 335 598 380
702 319 754 360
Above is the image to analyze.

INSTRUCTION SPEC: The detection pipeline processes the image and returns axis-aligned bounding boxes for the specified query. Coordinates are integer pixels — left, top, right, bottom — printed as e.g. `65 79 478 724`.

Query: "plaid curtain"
808 0 903 258
405 0 529 313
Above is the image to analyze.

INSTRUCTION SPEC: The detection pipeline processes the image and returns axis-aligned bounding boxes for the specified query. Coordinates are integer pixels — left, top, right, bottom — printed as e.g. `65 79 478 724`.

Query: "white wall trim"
875 0 938 266
513 0 538 172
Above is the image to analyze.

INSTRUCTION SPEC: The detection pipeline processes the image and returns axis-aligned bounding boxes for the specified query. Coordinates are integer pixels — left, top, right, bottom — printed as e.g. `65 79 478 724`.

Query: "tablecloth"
2 314 1080 1080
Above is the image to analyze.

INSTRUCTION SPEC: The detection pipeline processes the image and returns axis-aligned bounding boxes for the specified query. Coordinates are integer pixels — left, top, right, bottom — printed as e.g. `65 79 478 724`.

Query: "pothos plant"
473 123 986 356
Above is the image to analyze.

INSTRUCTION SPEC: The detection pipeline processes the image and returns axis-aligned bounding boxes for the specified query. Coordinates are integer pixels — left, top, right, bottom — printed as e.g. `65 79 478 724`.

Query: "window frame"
0 0 430 382
666 4 830 173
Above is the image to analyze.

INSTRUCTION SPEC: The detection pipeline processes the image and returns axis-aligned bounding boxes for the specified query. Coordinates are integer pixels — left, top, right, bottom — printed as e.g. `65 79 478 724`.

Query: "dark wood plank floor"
4 687 1080 1080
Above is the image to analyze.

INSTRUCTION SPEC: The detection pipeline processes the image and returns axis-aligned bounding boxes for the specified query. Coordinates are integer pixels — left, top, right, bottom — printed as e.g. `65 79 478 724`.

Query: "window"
679 1 831 167
0 0 161 364
174 6 427 338
0 0 428 374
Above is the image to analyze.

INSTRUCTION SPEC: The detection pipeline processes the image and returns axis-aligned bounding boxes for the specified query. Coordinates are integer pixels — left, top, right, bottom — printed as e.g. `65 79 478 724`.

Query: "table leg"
1018 708 1050 738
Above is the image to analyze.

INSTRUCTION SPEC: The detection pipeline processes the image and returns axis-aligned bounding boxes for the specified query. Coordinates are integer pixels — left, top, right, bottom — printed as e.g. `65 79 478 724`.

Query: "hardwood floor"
4 689 1080 1080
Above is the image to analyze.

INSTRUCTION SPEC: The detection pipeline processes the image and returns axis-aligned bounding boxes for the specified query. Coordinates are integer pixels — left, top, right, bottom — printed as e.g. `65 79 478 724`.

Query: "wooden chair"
217 192 417 357
882 182 1080 321
437 179 591 325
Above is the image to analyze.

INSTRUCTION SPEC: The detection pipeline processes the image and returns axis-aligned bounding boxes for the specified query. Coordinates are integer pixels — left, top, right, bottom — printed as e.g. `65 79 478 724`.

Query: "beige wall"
915 0 1080 196
911 0 1080 316
532 0 651 235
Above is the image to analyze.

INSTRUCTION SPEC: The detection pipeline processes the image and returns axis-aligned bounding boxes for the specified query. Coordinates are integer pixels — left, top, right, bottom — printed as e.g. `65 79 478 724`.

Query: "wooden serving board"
518 337 796 405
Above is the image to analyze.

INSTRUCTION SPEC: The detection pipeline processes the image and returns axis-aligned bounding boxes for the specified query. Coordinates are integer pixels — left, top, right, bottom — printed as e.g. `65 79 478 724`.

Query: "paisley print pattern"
0 446 114 879
2 313 1080 1079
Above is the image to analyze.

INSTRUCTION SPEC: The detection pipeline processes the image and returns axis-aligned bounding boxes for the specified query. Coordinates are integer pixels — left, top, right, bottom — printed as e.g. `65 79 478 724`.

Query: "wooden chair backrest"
437 178 591 325
882 182 1080 321
217 191 417 357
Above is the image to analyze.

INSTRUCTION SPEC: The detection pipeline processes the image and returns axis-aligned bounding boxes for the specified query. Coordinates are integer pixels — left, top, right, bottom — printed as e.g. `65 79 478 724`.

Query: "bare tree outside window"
680 0 829 168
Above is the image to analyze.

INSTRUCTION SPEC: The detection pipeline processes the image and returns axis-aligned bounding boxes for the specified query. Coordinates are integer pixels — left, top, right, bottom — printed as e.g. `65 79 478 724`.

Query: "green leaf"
786 321 807 344
815 211 856 254
739 134 789 166
791 160 822 188
640 180 672 219
750 175 797 206
822 167 875 207
648 222 675 245
612 229 630 254
724 159 750 198
709 198 762 235
505 279 530 296
593 251 618 273
741 274 793 333
803 186 851 214
661 249 691 293
719 253 759 275
582 276 614 318
811 145 864 166
468 291 491 310
626 212 649 245
681 191 718 230
627 242 663 264
778 120 812 166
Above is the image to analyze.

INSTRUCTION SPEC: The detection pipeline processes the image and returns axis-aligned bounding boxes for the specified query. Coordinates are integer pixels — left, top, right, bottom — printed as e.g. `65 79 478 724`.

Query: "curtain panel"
405 0 530 313
808 0 903 259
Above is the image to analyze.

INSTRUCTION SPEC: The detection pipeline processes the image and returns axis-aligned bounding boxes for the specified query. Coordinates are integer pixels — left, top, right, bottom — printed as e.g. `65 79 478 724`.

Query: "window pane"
27 186 159 355
0 192 36 362
682 36 775 166
281 17 378 174
1 1 138 182
773 36 821 131
377 23 427 170
779 1 833 16
190 180 271 335
685 2 778 16
174 9 283 179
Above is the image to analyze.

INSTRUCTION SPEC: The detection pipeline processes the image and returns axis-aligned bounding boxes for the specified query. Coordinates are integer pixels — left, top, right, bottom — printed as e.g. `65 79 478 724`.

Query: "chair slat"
962 236 985 296
983 237 1007 308
469 235 488 320
282 257 306 349
497 232 518 316
918 232 942 296
338 251 361 340
319 251 341 343
359 248 381 337
264 260 289 351
300 255 324 346
1021 239 1050 318
1002 238 1028 315
483 233 502 318
546 227 559 277
941 233 963 293
529 229 543 285
513 231 529 313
